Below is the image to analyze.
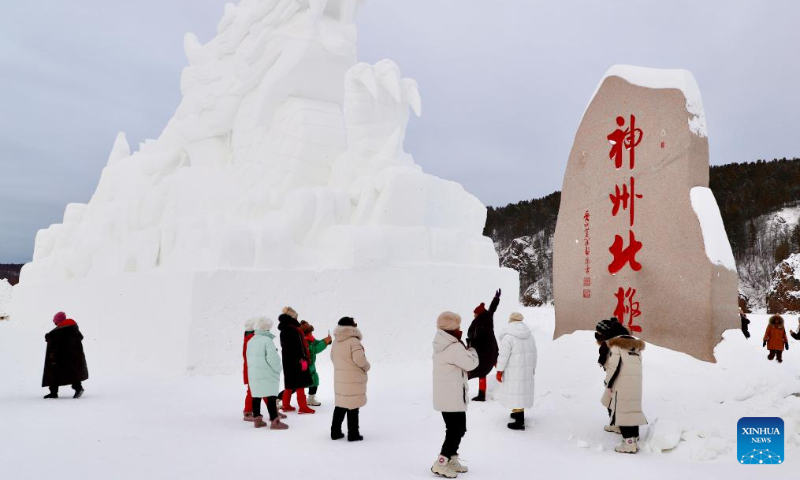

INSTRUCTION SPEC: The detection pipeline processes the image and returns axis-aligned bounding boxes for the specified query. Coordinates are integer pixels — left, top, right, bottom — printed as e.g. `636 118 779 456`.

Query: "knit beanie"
595 317 629 339
509 312 524 322
300 320 314 334
244 317 257 331
282 306 298 319
255 317 273 331
474 303 487 315
53 312 67 326
437 311 461 331
338 317 356 327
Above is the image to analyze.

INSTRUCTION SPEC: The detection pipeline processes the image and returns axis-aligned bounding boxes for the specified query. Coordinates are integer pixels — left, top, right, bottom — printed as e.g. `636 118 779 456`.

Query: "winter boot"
43 392 58 399
331 407 346 440
507 411 525 430
73 388 84 399
307 394 321 406
270 418 289 430
281 390 296 412
243 412 254 422
604 424 621 434
615 437 638 454
253 416 268 428
471 390 486 402
297 389 315 414
347 409 363 441
431 455 458 478
448 455 468 473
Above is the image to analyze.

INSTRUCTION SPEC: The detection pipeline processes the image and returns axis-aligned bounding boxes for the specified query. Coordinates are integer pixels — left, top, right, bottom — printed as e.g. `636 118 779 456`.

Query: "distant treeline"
485 157 800 253
0 264 23 285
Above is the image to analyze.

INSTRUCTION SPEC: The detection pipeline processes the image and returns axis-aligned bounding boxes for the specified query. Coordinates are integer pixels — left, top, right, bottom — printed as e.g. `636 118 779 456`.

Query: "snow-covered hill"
739 203 800 310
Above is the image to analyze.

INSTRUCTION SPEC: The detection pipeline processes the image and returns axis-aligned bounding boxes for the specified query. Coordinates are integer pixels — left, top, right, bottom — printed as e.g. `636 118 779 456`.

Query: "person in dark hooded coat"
277 306 315 414
42 312 88 399
466 289 501 401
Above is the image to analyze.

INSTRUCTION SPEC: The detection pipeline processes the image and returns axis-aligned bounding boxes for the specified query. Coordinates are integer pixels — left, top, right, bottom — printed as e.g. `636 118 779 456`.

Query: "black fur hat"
595 317 629 340
338 317 356 327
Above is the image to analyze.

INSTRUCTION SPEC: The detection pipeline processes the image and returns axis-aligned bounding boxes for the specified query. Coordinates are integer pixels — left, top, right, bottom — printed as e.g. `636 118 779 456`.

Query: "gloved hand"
300 359 308 372
763 340 767 347
785 343 789 350
496 371 503 383
495 289 502 298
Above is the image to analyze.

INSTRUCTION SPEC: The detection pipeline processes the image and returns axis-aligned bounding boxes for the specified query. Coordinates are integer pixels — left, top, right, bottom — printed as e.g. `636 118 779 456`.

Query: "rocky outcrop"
767 253 800 314
498 232 552 306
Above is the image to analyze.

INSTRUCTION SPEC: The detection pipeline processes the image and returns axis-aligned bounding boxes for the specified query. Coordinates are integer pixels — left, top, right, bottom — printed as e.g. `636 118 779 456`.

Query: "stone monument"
553 65 738 362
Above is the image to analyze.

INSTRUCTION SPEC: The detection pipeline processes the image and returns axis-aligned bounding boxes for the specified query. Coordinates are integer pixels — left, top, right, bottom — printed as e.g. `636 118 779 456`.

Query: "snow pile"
588 65 707 137
21 0 497 283
0 279 11 319
690 187 737 271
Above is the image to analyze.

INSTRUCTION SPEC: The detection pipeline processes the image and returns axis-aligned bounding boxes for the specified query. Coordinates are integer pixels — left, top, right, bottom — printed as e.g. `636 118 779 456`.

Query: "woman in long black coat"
277 307 315 413
42 312 88 399
466 289 501 401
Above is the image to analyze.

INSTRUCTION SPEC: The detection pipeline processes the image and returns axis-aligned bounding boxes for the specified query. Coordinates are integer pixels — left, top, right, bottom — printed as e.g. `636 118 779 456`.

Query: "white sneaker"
431 455 458 478
615 437 638 454
307 394 321 406
449 455 467 473
604 424 621 434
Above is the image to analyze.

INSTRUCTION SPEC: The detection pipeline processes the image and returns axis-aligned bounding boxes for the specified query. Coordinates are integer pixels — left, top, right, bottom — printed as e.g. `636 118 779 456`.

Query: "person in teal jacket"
301 320 332 406
246 317 288 430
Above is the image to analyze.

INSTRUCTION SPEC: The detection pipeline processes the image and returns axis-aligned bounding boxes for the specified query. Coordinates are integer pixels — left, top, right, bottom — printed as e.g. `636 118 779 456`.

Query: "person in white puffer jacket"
496 312 537 431
431 311 479 478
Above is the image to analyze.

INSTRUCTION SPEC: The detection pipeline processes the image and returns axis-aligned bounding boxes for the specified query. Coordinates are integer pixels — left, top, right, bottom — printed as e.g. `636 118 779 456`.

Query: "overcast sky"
1 0 798 262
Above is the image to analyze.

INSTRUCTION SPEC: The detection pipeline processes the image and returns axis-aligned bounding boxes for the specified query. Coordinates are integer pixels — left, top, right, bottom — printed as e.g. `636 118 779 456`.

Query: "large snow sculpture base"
12 266 518 376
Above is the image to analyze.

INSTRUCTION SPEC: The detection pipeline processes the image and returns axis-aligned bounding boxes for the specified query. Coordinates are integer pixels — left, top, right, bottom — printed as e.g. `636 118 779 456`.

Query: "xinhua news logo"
737 417 784 465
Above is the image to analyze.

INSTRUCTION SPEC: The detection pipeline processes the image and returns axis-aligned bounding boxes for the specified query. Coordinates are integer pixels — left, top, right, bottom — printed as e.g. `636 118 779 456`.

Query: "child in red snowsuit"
763 315 789 363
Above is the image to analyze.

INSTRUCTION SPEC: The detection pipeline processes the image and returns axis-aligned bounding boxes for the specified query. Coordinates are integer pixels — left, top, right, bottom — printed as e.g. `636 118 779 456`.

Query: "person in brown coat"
763 315 789 363
330 317 370 441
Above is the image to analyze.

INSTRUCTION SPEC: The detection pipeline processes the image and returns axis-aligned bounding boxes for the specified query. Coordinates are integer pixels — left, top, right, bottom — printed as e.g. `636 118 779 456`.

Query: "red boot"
297 389 316 414
281 390 296 412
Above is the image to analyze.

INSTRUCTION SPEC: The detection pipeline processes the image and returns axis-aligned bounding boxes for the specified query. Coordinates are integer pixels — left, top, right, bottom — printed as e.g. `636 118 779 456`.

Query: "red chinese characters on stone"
609 177 643 227
608 230 643 274
614 287 642 332
607 115 643 169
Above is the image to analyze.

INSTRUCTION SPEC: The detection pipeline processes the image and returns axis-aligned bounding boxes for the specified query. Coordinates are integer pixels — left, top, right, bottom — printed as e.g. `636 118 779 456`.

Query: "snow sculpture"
553 65 738 362
14 0 518 375
22 2 493 280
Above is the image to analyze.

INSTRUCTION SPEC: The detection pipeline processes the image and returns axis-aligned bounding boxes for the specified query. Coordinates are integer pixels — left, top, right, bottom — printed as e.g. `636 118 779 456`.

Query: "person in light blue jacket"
246 317 288 430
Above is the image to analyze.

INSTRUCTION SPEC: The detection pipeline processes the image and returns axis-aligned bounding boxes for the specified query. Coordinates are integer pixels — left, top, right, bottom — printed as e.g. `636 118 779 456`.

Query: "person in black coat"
42 312 88 399
466 289 501 401
739 308 751 339
277 306 315 414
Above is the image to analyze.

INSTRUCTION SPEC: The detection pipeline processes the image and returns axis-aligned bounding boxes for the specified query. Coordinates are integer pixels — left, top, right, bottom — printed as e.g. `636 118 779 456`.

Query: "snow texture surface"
0 279 11 318
690 187 737 271
587 64 707 137
1 307 799 479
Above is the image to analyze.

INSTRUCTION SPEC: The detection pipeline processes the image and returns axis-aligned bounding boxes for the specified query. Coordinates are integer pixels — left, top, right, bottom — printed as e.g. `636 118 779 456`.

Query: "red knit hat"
474 303 487 315
53 312 67 325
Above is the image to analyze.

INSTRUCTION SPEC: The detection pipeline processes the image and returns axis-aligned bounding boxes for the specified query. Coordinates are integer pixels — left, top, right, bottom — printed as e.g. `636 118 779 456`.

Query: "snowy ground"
1 307 799 479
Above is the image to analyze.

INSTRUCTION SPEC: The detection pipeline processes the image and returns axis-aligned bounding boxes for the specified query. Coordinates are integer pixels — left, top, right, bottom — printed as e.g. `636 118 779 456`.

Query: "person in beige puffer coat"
597 318 647 454
330 317 370 442
431 311 479 478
